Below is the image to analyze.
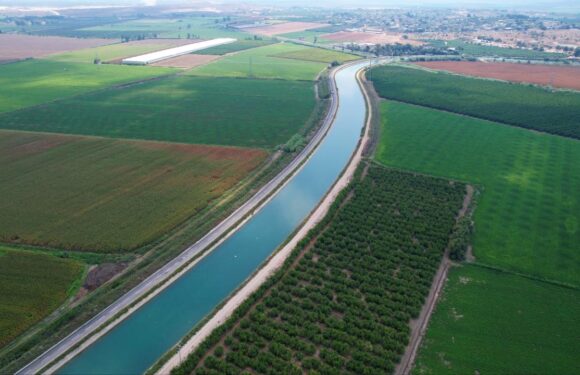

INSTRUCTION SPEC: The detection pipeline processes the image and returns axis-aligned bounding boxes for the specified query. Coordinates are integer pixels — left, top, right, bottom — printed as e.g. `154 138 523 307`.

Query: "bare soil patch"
322 31 424 46
83 263 127 291
244 22 329 36
415 61 580 91
0 34 111 61
150 54 219 69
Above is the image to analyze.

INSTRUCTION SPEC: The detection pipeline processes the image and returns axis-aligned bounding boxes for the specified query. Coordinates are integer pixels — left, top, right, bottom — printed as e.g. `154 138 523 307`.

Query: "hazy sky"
1 0 579 13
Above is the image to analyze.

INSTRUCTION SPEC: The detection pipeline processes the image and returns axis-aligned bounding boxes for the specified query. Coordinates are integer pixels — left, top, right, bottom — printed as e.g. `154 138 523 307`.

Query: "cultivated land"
0 59 174 113
195 39 276 55
376 100 580 286
188 43 354 81
44 39 193 64
414 265 580 374
0 246 84 348
173 165 464 375
0 34 111 62
78 17 248 40
279 30 333 44
371 65 580 139
0 131 266 252
324 31 424 46
151 54 220 69
415 61 580 91
242 22 329 37
0 76 316 148
428 39 566 59
272 48 359 64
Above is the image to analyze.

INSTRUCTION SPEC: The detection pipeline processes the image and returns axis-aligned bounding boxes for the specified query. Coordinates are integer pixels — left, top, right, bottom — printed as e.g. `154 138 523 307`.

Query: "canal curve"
58 61 368 375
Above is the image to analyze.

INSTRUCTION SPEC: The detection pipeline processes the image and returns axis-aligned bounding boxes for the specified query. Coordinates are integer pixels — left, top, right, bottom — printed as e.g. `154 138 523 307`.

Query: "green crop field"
0 76 316 149
173 165 464 375
279 30 333 44
195 38 276 55
44 42 180 64
370 65 580 139
188 43 333 80
428 39 566 59
0 59 174 113
415 265 580 374
0 246 84 348
0 131 266 252
272 48 359 63
376 101 580 286
78 17 248 40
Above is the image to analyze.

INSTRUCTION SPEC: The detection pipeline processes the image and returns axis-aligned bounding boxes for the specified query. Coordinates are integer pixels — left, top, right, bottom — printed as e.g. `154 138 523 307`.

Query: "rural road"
17 61 343 375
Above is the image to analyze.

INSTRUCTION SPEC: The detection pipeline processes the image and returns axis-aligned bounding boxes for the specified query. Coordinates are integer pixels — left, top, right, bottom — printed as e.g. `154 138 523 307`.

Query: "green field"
279 30 333 44
0 131 266 252
0 76 316 149
428 39 566 59
44 42 179 64
78 17 248 40
370 65 580 139
0 59 174 113
415 265 580 374
188 43 337 80
272 48 359 63
173 165 464 375
195 38 276 55
0 246 84 348
376 101 580 286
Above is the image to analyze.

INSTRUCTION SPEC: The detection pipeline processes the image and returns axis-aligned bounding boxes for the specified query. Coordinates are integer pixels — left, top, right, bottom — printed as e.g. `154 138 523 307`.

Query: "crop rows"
369 65 580 139
173 164 464 375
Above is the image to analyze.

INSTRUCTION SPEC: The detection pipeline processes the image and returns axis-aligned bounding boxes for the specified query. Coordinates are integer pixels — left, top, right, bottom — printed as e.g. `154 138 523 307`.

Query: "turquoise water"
59 62 367 375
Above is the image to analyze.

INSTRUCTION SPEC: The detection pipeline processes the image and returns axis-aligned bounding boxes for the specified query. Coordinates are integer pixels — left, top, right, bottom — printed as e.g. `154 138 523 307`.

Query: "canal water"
59 61 368 374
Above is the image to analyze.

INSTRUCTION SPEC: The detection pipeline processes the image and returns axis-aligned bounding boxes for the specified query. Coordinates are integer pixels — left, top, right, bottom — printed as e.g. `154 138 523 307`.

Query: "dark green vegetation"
0 131 266 252
0 59 174 113
0 76 315 149
415 265 580 374
0 246 84 348
173 165 465 375
377 101 580 286
195 38 276 55
428 40 566 60
370 65 580 139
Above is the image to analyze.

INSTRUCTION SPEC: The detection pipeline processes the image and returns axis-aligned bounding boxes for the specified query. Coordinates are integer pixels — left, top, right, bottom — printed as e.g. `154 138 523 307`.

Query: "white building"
122 38 237 65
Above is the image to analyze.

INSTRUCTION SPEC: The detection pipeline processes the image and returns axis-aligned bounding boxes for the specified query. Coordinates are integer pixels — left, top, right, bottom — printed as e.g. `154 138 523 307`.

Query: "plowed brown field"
322 31 424 46
415 61 580 90
0 34 111 62
243 22 329 36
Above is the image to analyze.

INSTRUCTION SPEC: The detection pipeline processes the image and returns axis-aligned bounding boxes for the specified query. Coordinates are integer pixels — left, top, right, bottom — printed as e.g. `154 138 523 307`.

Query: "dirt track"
416 61 580 91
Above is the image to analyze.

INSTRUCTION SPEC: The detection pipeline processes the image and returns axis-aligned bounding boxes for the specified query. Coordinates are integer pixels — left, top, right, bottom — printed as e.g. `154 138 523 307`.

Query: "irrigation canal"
56 61 368 374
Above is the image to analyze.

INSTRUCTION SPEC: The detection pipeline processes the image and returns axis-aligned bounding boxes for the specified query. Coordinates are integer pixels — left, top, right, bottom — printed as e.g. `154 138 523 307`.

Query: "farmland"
188 43 353 81
0 131 266 252
0 34 111 62
195 38 276 55
0 76 316 148
279 30 333 44
370 65 580 139
0 59 174 113
44 39 192 64
173 165 465 375
428 39 566 59
0 246 84 348
376 100 580 286
414 265 580 374
415 61 580 91
272 48 359 64
241 22 329 37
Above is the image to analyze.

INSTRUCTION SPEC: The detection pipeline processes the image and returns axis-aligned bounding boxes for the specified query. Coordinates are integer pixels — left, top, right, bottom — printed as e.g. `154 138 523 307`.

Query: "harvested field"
415 61 580 91
322 31 424 46
45 38 195 64
244 22 329 36
151 54 220 69
0 131 267 252
0 34 111 62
